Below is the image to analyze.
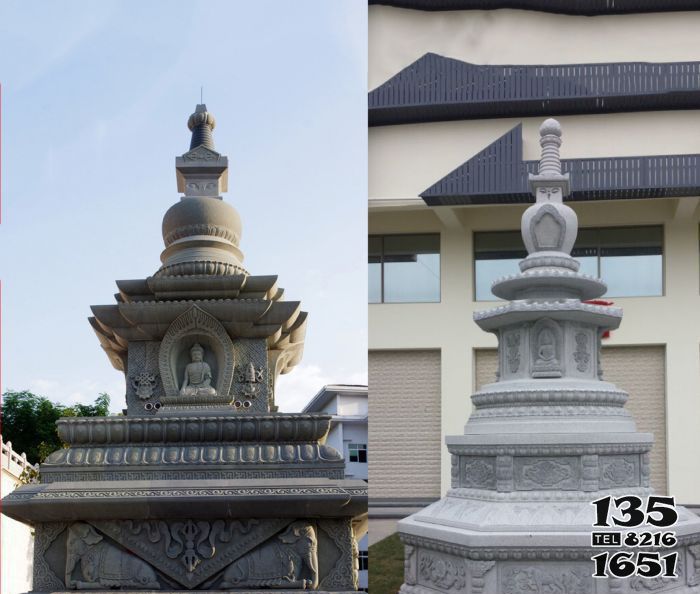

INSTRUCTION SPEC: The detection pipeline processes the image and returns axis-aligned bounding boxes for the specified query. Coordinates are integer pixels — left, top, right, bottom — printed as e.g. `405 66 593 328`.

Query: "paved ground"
369 518 400 545
369 506 425 545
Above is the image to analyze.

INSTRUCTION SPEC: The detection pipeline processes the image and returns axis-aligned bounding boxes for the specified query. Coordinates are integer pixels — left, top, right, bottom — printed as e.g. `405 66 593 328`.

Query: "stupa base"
398 496 700 594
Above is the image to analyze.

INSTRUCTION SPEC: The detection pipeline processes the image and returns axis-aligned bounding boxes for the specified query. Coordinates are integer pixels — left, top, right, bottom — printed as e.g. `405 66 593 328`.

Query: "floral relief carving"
600 457 635 487
462 458 496 489
502 566 591 594
522 460 573 488
573 332 590 372
506 333 521 373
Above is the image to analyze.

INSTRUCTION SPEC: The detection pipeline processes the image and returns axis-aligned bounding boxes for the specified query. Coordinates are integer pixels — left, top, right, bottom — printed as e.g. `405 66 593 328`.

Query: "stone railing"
1 437 37 479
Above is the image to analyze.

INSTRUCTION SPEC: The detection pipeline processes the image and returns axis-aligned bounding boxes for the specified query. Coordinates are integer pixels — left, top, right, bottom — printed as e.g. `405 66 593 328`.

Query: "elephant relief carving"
65 523 160 590
220 522 318 589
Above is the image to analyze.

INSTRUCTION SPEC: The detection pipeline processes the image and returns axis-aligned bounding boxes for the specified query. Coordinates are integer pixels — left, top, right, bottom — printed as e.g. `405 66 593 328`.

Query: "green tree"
2 390 111 464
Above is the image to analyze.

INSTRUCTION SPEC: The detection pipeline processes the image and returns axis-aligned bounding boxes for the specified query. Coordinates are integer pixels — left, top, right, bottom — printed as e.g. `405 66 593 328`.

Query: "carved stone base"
30 516 360 592
28 591 361 594
398 497 700 594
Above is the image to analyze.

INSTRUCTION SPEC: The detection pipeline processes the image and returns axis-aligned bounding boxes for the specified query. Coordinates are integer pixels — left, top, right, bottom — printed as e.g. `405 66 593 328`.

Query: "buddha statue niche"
179 343 217 397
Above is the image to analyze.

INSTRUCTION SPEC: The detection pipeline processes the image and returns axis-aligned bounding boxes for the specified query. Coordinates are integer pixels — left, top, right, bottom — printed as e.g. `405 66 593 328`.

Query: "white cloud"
275 365 367 413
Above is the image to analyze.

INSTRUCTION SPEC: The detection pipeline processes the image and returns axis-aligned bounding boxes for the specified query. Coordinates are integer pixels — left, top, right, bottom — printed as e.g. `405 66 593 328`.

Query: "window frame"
369 233 442 304
348 442 367 464
473 224 665 302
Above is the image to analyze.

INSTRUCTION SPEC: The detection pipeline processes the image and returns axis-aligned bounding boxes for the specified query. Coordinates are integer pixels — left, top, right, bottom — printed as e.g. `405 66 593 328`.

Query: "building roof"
421 124 700 206
369 54 700 126
302 384 368 414
369 0 700 15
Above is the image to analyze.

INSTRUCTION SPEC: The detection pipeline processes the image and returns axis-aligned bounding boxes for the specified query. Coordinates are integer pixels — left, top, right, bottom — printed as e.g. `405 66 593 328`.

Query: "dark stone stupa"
2 105 367 593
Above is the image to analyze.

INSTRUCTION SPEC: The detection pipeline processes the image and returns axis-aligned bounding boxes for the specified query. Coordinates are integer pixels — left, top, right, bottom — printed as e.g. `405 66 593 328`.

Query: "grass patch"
368 532 404 594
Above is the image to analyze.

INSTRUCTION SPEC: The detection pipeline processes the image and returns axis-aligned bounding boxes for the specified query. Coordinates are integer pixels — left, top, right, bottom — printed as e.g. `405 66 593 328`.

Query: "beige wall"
369 7 700 90
368 199 700 502
369 350 442 500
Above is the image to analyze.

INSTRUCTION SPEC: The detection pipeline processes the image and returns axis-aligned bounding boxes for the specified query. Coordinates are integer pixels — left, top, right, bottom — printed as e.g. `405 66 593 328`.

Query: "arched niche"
530 317 563 378
159 305 234 402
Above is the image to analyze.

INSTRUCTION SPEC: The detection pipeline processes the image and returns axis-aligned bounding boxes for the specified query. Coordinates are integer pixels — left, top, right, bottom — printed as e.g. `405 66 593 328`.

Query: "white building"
369 2 700 510
1 438 37 594
303 385 368 590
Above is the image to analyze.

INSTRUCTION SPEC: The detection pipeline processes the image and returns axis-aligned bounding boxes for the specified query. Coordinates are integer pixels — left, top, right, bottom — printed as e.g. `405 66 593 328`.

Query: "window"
348 443 367 463
369 234 440 303
474 226 663 300
359 550 368 571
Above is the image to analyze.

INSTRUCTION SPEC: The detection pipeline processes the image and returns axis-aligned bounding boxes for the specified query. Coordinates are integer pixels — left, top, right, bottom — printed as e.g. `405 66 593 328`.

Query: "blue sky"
0 0 367 412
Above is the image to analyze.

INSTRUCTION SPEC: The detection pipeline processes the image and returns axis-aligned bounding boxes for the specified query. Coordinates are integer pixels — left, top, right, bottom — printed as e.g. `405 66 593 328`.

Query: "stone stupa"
3 104 366 593
396 119 700 594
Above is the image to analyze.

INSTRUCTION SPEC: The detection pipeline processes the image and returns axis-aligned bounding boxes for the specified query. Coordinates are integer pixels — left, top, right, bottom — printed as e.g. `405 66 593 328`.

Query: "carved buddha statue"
536 329 557 363
179 343 217 397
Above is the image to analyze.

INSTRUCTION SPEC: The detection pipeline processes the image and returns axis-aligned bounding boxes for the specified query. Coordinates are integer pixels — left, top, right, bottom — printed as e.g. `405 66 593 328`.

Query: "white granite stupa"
397 119 700 594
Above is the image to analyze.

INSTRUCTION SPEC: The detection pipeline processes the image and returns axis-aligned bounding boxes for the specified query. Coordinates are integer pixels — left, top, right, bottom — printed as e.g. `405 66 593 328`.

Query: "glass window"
368 234 440 303
473 231 526 301
368 237 382 304
474 226 663 300
348 443 367 463
358 550 368 571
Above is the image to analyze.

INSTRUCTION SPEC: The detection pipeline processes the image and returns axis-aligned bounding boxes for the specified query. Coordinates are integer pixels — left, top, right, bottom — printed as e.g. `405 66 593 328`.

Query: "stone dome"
162 196 242 249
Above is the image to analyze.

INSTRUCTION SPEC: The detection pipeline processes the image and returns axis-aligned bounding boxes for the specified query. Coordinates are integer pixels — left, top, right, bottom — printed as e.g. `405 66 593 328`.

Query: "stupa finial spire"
537 118 563 177
187 104 216 151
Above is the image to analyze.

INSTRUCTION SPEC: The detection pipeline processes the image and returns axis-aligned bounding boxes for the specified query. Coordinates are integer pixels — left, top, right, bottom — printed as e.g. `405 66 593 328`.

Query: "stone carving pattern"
126 342 163 414
600 456 637 488
404 545 416 586
461 458 496 489
468 560 495 594
581 454 598 492
33 522 69 592
506 332 521 374
131 371 157 400
502 566 591 594
519 459 576 490
43 468 344 483
418 551 466 590
164 223 238 246
688 544 700 586
186 181 217 194
235 338 271 413
451 455 459 488
220 522 318 589
56 414 331 445
573 332 590 372
93 518 292 588
20 485 366 501
236 362 265 402
43 443 342 468
496 455 514 491
182 146 220 161
318 519 358 591
158 305 234 402
65 523 160 590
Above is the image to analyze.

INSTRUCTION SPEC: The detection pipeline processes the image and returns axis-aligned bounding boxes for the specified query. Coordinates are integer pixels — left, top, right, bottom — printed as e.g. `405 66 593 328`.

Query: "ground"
368 533 404 594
